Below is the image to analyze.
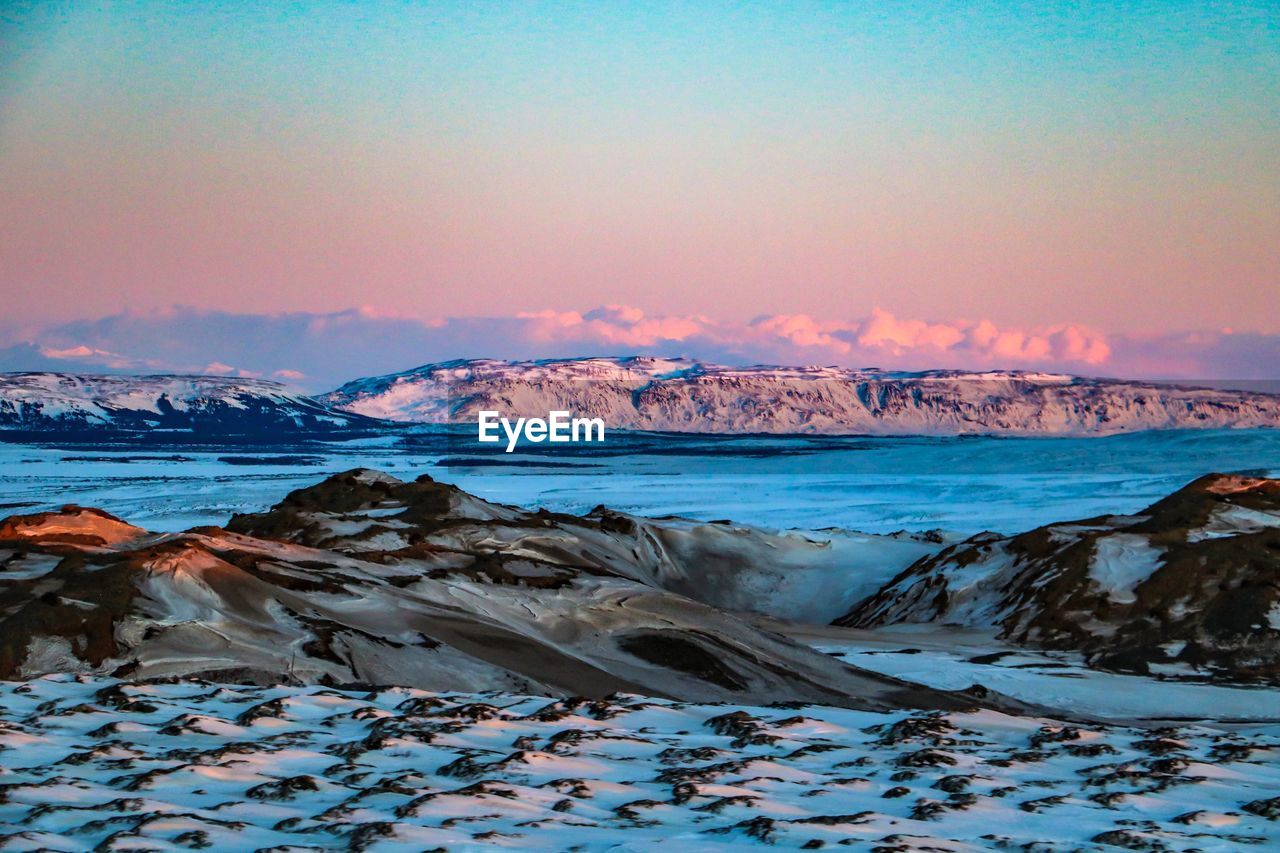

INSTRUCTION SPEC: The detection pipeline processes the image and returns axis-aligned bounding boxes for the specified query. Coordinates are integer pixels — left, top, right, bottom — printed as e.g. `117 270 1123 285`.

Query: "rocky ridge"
837 474 1280 682
0 469 964 711
324 356 1280 435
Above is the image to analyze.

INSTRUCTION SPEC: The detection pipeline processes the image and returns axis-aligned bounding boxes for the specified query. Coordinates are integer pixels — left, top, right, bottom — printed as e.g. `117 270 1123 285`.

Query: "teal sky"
1 1 1277 333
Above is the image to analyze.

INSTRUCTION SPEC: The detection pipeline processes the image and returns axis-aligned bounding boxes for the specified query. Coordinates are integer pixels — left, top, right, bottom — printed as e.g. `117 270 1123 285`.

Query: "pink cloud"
856 309 965 352
1045 325 1112 365
1 304 1271 390
751 315 852 353
581 306 704 346
36 344 144 370
42 345 102 359
519 306 706 347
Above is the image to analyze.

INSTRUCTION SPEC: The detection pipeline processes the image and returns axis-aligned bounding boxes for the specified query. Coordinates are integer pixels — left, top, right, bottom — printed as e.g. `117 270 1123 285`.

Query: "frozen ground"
773 622 1280 725
2 428 1279 535
1 432 1279 849
0 675 1277 851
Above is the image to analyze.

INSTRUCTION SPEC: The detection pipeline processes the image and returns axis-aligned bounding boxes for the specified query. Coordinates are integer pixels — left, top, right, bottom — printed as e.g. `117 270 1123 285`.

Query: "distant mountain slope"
0 372 382 436
323 356 1280 435
836 473 1280 682
0 469 969 710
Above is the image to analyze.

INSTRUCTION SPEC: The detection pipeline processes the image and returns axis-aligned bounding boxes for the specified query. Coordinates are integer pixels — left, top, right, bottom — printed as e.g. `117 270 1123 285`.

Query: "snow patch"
1088 534 1163 605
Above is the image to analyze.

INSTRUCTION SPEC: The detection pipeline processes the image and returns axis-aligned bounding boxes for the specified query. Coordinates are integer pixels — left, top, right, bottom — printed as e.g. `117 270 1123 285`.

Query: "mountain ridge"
0 371 381 436
323 356 1280 435
7 361 1280 438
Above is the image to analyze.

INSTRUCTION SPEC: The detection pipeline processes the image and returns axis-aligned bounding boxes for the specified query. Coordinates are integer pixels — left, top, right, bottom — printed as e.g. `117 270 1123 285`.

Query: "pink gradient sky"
0 3 1277 342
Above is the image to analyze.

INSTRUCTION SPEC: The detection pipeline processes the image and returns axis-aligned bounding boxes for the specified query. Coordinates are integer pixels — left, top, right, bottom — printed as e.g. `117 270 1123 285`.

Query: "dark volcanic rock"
837 474 1280 683
0 470 973 711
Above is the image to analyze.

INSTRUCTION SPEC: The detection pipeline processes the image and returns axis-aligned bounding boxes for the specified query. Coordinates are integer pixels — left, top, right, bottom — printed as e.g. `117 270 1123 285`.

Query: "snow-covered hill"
837 473 1280 682
324 356 1280 435
0 372 381 435
0 469 962 710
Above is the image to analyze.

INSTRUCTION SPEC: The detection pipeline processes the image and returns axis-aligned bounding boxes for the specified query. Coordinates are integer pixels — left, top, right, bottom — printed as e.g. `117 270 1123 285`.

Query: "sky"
0 1 1277 382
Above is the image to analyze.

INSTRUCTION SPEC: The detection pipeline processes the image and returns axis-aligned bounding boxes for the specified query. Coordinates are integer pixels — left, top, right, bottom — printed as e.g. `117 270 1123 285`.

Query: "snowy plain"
0 675 1277 851
2 428 1279 536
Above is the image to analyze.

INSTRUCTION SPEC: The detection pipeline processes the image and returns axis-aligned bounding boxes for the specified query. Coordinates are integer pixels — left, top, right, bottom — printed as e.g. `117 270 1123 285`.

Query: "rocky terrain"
0 469 961 710
2 471 1280 849
324 356 1280 435
1 675 1277 851
0 373 380 437
6 468 1280 702
838 474 1280 682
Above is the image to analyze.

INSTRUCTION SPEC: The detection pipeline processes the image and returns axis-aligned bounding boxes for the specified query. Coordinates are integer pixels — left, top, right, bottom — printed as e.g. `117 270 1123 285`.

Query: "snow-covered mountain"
0 372 381 435
324 356 1280 435
0 469 966 710
837 473 1280 682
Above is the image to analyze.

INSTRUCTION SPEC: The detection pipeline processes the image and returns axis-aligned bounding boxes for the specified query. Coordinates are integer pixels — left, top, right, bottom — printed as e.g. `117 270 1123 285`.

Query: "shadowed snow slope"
0 372 382 435
324 356 1280 435
0 470 971 711
838 474 1280 682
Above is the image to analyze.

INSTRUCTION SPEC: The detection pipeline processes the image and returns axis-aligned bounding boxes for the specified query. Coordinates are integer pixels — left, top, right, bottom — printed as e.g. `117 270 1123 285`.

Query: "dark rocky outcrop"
838 474 1280 682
